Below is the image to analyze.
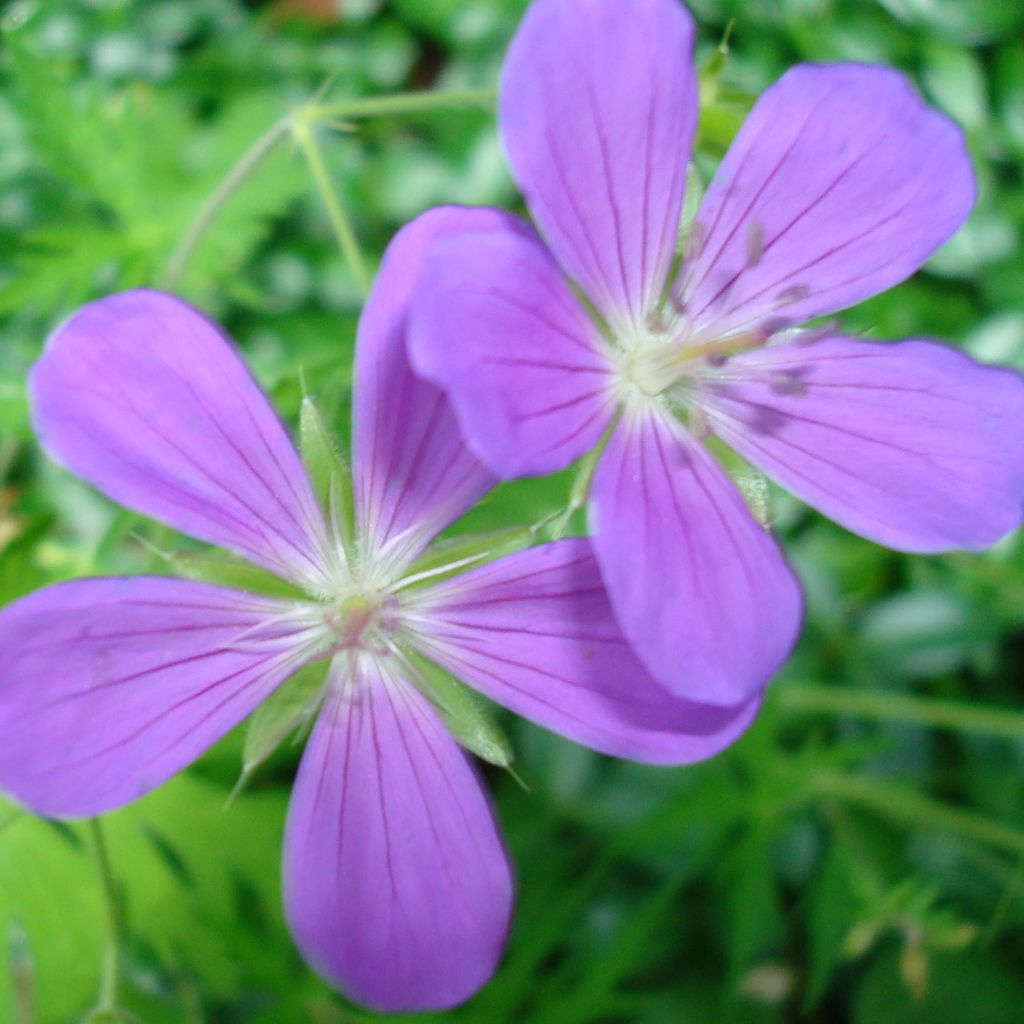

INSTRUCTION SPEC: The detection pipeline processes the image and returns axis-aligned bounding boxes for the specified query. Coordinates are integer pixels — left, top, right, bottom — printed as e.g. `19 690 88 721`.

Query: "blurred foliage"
1 0 1024 1021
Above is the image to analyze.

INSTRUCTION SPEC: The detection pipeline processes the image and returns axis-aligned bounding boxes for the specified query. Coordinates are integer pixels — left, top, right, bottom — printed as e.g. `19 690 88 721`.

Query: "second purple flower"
407 0 1024 708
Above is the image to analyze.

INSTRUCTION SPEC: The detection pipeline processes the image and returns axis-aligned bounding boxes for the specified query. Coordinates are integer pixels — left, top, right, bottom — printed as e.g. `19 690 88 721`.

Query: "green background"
2 0 1024 1020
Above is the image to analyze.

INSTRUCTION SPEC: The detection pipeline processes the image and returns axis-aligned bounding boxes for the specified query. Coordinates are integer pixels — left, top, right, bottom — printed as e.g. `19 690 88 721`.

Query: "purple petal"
31 291 333 590
283 659 512 1012
0 577 309 817
704 336 1024 552
414 539 761 763
354 209 499 569
681 64 976 338
408 211 617 477
500 0 698 333
590 410 803 706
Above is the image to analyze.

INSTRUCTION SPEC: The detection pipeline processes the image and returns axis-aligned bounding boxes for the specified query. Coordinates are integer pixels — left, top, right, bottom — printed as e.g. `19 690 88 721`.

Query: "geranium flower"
0 210 756 1012
407 0 1024 708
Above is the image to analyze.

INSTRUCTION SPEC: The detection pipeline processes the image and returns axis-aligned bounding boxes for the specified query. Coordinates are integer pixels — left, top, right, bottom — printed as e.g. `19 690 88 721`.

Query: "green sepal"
299 391 354 557
158 546 307 600
406 652 514 769
400 525 535 588
239 659 331 784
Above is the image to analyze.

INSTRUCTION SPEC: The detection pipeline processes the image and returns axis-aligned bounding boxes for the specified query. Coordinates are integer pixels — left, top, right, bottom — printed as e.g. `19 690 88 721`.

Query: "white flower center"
318 590 400 657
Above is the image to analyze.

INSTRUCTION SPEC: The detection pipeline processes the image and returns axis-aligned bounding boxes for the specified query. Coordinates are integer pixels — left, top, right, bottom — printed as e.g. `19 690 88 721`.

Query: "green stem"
777 683 1024 743
812 771 1024 860
549 412 621 539
292 118 370 299
89 818 122 1014
161 87 494 292
312 87 495 121
162 114 293 290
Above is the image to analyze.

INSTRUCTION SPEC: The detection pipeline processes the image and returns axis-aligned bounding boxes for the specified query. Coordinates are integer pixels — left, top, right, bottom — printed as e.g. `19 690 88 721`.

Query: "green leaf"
0 776 291 1023
406 652 513 768
241 659 331 780
806 843 862 1007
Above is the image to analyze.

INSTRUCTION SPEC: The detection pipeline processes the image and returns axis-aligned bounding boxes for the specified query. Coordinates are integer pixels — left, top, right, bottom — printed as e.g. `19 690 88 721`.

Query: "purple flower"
407 0 1024 708
0 210 756 1011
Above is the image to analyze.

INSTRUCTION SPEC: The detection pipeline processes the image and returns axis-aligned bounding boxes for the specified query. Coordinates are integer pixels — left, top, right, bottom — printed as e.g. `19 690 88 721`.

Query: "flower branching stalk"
161 87 495 292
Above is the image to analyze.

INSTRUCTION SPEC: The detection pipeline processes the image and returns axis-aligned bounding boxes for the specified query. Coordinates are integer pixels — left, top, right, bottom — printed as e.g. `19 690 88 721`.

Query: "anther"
775 284 810 306
768 372 807 397
745 221 764 268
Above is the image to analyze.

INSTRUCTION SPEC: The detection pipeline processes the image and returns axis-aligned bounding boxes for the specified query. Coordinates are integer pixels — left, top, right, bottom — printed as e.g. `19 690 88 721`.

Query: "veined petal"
500 0 698 334
31 291 334 590
590 410 802 706
412 539 761 764
353 209 497 572
283 657 512 1012
681 64 976 338
409 212 617 477
0 577 312 818
704 336 1024 552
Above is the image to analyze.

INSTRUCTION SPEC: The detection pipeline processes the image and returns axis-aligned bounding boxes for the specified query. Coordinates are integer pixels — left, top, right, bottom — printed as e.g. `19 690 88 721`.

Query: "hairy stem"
292 119 370 299
313 87 495 121
161 87 494 293
162 114 293 290
778 683 1024 742
812 771 1024 859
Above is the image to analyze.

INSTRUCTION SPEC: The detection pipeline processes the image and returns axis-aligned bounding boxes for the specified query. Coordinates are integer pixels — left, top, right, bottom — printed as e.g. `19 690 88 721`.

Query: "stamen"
792 320 838 347
775 284 811 307
745 221 764 269
768 372 807 397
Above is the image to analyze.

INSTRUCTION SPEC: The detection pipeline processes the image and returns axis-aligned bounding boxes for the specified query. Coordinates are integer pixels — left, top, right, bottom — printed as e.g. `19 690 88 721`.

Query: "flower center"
621 325 767 400
319 591 399 656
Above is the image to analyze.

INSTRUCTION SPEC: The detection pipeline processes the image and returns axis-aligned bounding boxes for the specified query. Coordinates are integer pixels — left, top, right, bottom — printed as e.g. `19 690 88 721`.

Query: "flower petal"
414 539 761 763
409 211 617 477
283 658 512 1012
0 577 309 817
354 209 498 570
30 290 333 590
681 64 976 338
590 409 803 706
500 0 698 333
704 336 1024 552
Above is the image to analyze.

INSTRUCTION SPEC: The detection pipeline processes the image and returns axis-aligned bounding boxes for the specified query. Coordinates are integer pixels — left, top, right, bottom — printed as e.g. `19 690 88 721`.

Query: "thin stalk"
89 818 122 1015
162 114 293 290
777 683 1024 743
812 771 1024 860
549 411 621 539
161 87 494 292
313 87 495 121
292 119 370 299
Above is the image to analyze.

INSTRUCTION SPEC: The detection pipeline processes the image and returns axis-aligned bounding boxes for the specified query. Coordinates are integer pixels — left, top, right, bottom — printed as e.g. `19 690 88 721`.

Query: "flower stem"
312 87 495 121
811 771 1024 859
291 117 370 299
162 114 293 291
89 818 123 1015
549 412 621 539
777 683 1024 743
161 87 494 293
